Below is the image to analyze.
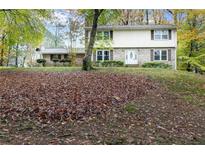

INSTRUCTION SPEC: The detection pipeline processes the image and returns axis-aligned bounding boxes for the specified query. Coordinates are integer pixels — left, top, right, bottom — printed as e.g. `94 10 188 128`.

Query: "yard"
0 67 205 144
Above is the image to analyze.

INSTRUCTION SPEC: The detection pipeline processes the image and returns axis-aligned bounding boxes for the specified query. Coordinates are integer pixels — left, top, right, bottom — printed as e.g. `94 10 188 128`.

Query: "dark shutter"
169 30 172 40
168 49 171 61
93 51 96 62
50 55 53 61
110 30 113 40
150 49 154 61
110 50 113 60
58 55 61 59
151 30 154 40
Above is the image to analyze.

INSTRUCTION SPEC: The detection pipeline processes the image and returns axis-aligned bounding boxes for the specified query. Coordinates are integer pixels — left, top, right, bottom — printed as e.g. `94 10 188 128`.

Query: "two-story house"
85 24 177 69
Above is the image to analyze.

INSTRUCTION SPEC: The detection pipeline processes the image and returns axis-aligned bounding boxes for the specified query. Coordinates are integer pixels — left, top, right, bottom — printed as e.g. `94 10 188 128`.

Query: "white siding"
112 30 177 48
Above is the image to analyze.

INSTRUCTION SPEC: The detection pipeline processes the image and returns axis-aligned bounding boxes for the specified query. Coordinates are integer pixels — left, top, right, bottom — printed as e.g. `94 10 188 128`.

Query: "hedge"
95 60 124 67
36 59 46 67
142 62 172 69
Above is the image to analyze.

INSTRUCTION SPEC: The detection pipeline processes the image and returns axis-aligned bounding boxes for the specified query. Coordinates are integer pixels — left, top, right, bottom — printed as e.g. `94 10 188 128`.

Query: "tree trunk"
0 35 5 66
187 40 194 72
15 44 19 67
6 47 11 67
82 9 103 71
145 10 149 25
0 48 4 66
22 56 26 67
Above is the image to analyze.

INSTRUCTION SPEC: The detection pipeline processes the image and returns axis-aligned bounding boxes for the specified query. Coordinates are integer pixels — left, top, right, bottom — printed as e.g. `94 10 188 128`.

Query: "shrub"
178 55 205 74
36 59 46 67
95 60 124 67
60 59 71 66
142 62 172 69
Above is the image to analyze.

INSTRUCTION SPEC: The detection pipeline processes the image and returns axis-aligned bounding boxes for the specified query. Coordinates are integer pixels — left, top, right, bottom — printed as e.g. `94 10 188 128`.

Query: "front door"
125 50 138 65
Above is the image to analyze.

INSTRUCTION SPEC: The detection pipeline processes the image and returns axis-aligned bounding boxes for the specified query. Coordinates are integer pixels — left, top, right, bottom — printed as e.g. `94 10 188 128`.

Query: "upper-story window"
154 30 169 40
96 31 110 40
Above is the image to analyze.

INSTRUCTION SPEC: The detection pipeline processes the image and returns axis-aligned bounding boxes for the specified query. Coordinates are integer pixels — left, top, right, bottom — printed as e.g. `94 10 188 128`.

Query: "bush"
95 60 124 67
178 55 205 74
52 59 59 66
142 62 172 69
60 59 71 66
36 59 46 67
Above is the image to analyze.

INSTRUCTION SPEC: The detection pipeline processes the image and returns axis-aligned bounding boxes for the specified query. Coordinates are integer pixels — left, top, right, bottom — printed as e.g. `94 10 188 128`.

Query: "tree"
82 9 104 71
117 9 145 25
0 9 52 66
81 9 120 71
176 10 205 71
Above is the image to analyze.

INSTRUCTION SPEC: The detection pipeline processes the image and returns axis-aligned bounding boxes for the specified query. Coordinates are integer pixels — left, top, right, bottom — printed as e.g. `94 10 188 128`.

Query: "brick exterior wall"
112 48 176 69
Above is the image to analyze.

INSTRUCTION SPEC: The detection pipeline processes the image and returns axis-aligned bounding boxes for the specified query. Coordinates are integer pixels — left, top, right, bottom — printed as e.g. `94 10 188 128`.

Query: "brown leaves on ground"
0 71 156 122
0 71 205 144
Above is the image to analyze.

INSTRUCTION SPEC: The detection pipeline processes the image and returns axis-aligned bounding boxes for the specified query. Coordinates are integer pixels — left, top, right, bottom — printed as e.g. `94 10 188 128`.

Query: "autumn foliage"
0 71 157 123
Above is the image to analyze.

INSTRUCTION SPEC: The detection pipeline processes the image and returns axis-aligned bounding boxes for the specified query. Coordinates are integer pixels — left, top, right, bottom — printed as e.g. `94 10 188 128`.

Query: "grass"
124 103 138 113
98 67 205 107
0 66 81 72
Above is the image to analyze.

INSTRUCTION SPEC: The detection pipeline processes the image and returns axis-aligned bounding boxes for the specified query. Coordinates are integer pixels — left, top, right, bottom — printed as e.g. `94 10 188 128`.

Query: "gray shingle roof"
85 24 176 31
41 48 85 54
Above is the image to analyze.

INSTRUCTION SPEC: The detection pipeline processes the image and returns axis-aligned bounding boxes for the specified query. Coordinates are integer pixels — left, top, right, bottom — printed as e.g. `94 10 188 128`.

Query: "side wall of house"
42 54 84 66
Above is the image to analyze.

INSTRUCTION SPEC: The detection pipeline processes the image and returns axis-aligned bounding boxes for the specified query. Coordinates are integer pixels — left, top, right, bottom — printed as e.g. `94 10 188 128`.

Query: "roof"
41 48 68 54
41 48 85 54
85 24 177 31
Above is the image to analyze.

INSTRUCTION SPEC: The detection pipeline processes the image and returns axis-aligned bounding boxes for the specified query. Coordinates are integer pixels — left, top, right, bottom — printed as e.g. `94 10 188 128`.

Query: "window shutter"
110 50 113 60
93 51 96 62
110 30 113 40
169 30 172 40
151 30 154 40
168 49 171 61
150 49 154 61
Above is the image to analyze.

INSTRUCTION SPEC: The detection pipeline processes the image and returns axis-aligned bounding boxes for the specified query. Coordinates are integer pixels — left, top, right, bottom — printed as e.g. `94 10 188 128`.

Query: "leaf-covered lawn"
0 67 205 144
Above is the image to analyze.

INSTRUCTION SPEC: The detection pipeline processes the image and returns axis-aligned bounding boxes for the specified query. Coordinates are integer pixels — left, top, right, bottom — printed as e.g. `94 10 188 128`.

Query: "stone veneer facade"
112 48 176 69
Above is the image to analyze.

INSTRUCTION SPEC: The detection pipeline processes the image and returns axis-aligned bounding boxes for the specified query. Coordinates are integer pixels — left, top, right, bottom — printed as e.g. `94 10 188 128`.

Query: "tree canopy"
0 9 52 66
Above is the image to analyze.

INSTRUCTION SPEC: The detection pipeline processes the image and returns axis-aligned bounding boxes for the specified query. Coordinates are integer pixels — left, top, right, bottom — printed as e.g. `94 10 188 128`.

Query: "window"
104 31 110 40
161 50 167 60
104 51 109 60
154 50 160 60
96 31 110 40
162 30 168 40
154 30 169 40
96 50 110 61
50 54 62 61
154 49 168 61
64 54 68 59
97 51 103 60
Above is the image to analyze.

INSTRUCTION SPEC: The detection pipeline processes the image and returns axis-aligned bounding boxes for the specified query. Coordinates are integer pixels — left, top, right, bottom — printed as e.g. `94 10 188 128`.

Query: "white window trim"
96 50 110 61
154 30 169 40
154 49 168 61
